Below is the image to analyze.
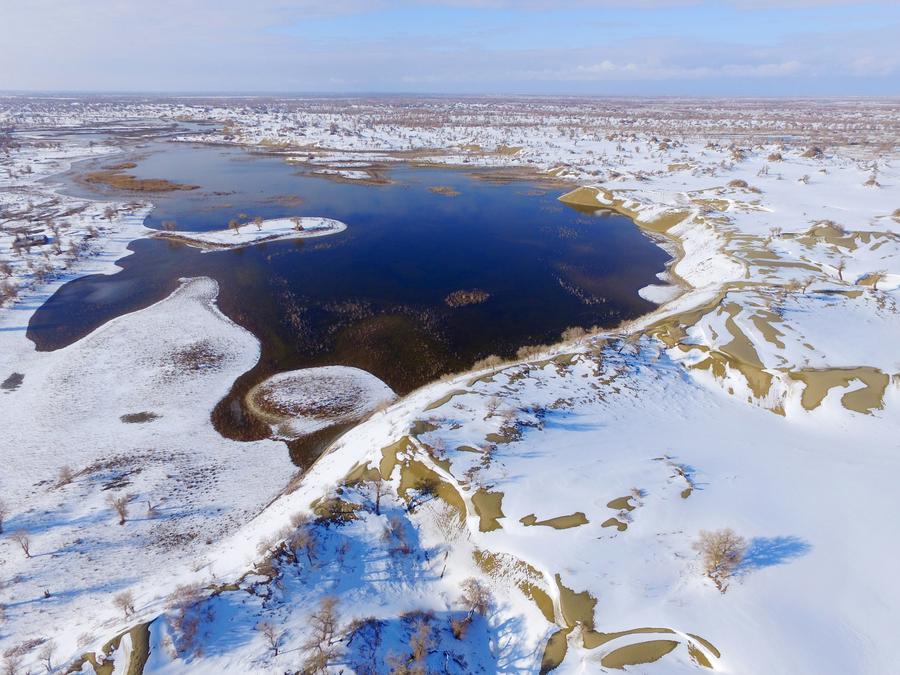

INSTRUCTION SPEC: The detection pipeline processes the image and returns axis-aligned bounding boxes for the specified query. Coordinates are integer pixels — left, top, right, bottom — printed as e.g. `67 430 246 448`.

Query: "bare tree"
2 654 22 675
290 216 303 232
408 477 440 512
868 270 887 291
104 206 117 222
258 621 283 656
113 590 136 617
369 475 385 516
460 578 492 618
107 493 132 525
693 528 747 592
228 218 241 235
288 518 317 566
38 640 55 672
300 596 341 673
11 530 31 558
253 215 264 231
834 258 846 281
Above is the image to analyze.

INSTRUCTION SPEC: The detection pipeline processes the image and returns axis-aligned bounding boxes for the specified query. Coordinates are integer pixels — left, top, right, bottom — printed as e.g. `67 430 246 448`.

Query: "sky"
1 0 898 96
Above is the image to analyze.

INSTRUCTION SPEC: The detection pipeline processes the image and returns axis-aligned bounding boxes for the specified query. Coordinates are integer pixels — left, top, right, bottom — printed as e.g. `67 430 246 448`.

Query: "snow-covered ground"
246 366 395 439
0 98 898 674
153 217 347 251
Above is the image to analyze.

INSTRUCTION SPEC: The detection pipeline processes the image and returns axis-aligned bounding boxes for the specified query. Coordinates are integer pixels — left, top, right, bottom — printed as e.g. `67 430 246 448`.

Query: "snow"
154 217 346 251
247 366 396 438
1 97 898 674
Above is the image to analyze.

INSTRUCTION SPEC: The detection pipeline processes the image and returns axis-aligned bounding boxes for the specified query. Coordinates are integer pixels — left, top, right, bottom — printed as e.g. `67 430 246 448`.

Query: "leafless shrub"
693 528 747 592
472 354 503 371
408 616 433 671
0 260 12 278
515 344 548 360
767 152 783 162
450 616 470 640
346 616 383 673
383 516 410 556
256 535 276 557
801 146 823 159
0 280 18 304
288 520 318 566
0 499 7 534
727 179 748 188
113 590 136 617
300 596 341 674
408 477 440 512
106 493 132 525
166 584 209 658
484 395 501 418
10 530 30 558
257 621 284 656
561 325 587 344
460 578 492 618
2 654 22 675
56 464 75 487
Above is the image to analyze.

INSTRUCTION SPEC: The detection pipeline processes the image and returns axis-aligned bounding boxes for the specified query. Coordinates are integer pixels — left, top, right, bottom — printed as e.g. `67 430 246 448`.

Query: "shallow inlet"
30 139 670 463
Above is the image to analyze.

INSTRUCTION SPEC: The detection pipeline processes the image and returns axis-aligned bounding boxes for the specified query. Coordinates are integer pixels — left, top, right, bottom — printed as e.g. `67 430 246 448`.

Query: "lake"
29 139 670 459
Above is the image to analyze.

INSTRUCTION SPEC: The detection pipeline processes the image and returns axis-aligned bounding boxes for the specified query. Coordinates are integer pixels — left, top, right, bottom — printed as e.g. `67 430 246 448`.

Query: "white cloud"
0 1 896 93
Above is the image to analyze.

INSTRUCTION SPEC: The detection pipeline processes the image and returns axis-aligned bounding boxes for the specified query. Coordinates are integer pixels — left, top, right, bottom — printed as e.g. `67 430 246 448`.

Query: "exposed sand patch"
600 639 679 669
520 511 589 529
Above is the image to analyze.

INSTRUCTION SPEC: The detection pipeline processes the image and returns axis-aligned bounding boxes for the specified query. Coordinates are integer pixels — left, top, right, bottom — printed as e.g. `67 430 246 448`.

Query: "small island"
445 288 490 308
151 216 347 251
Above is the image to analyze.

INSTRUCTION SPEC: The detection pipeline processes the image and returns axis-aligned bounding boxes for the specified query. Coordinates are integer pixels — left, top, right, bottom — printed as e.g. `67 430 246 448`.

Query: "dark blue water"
30 141 669 447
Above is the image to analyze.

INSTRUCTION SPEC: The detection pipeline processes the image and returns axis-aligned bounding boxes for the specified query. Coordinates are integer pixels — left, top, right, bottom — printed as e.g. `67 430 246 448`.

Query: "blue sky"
1 1 898 95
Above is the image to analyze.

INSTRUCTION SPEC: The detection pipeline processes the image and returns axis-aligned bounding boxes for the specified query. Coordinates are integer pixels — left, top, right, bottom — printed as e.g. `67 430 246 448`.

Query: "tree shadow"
737 535 811 574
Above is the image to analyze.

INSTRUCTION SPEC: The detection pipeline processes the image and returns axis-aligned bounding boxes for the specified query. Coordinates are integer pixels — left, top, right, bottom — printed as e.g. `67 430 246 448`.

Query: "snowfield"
0 97 898 674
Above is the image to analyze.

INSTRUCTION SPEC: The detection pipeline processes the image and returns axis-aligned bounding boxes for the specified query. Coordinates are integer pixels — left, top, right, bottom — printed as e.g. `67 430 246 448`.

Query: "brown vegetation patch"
428 185 461 197
119 411 161 424
84 168 198 192
444 289 490 308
